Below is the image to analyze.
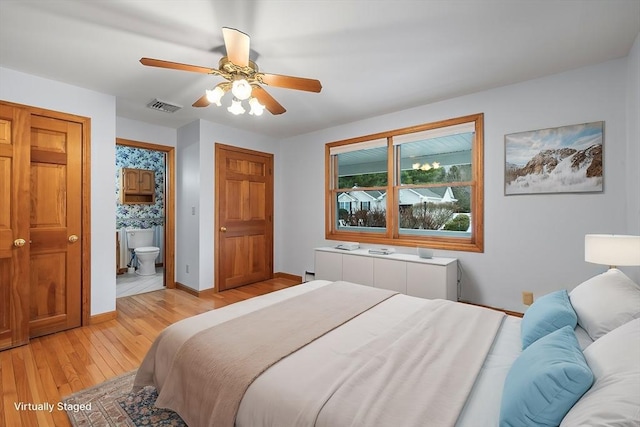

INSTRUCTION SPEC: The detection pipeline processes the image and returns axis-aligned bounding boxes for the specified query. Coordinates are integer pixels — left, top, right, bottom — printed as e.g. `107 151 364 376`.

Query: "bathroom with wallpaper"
115 144 166 295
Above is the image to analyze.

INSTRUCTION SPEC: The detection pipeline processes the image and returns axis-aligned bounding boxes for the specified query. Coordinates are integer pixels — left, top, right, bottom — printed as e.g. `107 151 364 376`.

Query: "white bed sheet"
141 280 522 426
456 315 521 427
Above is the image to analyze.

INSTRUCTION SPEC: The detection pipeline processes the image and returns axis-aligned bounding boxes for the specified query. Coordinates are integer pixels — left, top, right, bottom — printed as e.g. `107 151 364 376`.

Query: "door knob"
220 227 227 232
68 234 79 243
13 238 26 247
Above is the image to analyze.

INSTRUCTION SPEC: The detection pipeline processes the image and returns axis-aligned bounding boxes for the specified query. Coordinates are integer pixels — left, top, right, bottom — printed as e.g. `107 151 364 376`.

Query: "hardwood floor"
0 277 300 427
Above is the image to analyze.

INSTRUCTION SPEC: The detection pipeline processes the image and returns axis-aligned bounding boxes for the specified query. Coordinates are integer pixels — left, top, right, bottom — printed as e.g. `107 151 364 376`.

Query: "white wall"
278 56 639 312
0 67 117 316
175 120 201 288
116 116 177 147
175 119 279 291
3 39 637 315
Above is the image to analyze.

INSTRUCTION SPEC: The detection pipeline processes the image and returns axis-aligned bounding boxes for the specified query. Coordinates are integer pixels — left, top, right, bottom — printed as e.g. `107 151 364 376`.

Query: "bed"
134 271 640 427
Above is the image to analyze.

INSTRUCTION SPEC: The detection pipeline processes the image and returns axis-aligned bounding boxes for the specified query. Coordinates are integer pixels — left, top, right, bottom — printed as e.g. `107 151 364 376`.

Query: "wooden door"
0 104 30 350
28 114 82 338
215 144 273 291
0 102 87 350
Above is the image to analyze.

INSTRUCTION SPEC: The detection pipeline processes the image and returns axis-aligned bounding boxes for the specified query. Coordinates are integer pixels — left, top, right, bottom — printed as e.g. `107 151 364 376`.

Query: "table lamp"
585 234 640 270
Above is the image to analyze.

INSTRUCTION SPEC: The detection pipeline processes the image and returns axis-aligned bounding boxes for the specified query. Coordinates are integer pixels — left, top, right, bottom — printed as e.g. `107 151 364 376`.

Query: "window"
326 113 484 252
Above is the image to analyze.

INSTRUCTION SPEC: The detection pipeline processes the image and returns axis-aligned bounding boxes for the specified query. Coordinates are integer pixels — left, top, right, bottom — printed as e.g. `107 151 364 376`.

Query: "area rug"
63 370 185 426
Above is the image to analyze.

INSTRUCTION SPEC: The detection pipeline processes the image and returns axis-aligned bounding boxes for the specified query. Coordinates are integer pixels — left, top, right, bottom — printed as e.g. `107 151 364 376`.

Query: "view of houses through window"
326 114 484 252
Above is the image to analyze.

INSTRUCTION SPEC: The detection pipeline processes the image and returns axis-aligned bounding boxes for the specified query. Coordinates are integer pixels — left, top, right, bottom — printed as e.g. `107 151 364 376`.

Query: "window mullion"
390 142 400 239
328 151 338 234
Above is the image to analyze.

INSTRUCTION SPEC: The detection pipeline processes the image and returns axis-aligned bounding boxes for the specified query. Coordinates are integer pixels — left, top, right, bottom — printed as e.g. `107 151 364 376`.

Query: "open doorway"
115 138 175 297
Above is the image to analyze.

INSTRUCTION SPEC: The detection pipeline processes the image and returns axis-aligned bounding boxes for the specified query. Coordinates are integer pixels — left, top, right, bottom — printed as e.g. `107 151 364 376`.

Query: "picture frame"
504 121 604 195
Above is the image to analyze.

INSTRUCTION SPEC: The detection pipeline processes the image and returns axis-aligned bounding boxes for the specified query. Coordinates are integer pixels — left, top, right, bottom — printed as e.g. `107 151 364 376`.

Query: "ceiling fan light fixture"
141 28 321 117
249 97 265 116
205 86 225 106
227 97 246 115
231 78 252 100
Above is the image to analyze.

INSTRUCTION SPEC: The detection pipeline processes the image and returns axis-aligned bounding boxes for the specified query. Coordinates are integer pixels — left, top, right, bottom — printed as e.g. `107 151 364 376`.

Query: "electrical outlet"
186 264 190 274
522 291 534 306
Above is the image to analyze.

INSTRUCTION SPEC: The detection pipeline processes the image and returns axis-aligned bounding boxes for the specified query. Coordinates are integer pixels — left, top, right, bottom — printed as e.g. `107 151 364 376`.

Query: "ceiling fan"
140 27 322 116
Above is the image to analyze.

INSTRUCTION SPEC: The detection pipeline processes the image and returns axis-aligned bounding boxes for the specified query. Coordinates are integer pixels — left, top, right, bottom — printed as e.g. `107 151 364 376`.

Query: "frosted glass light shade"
585 234 640 267
231 79 252 100
248 97 265 116
227 98 245 115
205 86 225 106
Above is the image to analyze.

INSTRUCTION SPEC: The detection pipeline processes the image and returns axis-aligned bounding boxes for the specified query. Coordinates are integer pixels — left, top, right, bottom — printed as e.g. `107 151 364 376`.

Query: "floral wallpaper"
116 145 165 229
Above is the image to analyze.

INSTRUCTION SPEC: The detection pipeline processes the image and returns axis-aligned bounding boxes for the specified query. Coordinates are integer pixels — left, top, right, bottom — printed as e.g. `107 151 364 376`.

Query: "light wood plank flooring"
0 277 299 427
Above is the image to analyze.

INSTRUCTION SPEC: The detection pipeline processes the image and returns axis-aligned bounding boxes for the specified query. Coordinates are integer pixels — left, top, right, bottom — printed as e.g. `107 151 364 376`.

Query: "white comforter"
136 280 523 427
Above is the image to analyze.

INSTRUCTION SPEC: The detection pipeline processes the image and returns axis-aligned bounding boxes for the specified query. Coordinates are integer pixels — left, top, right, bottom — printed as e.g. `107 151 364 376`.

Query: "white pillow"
573 325 594 350
560 318 640 426
569 269 640 340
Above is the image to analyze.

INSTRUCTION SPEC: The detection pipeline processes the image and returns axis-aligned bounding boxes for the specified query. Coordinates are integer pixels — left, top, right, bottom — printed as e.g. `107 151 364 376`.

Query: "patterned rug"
63 370 186 426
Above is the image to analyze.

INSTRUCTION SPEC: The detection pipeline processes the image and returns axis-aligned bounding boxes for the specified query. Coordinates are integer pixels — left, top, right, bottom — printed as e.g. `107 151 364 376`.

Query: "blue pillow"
500 326 593 427
521 289 577 349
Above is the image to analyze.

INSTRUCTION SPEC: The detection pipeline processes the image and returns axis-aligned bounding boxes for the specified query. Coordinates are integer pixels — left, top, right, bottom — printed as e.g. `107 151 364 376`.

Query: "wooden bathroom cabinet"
120 168 155 204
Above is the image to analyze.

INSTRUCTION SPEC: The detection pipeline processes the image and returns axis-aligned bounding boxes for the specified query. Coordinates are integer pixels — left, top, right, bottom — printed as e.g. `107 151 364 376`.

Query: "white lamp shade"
585 234 640 267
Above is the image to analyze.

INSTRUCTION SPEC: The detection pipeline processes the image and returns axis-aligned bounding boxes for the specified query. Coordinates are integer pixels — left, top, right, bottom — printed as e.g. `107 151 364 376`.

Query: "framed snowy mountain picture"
504 121 603 195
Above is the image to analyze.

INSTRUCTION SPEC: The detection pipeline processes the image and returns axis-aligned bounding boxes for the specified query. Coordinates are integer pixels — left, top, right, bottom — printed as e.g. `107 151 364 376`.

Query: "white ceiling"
1 0 638 139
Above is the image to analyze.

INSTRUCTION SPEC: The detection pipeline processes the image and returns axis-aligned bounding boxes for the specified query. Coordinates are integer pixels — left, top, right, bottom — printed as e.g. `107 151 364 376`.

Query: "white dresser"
314 247 458 301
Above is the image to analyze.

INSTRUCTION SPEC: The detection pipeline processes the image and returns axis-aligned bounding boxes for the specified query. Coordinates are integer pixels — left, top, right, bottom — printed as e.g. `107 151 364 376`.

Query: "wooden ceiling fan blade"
222 27 250 67
192 94 211 108
258 73 322 92
140 57 218 75
252 86 286 115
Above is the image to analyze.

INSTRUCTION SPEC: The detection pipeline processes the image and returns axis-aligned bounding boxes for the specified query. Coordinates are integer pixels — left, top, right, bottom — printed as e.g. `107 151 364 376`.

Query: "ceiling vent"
146 98 182 113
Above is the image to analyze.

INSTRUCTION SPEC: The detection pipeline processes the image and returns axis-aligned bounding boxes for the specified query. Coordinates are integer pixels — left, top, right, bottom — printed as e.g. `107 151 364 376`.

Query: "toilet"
125 228 160 276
